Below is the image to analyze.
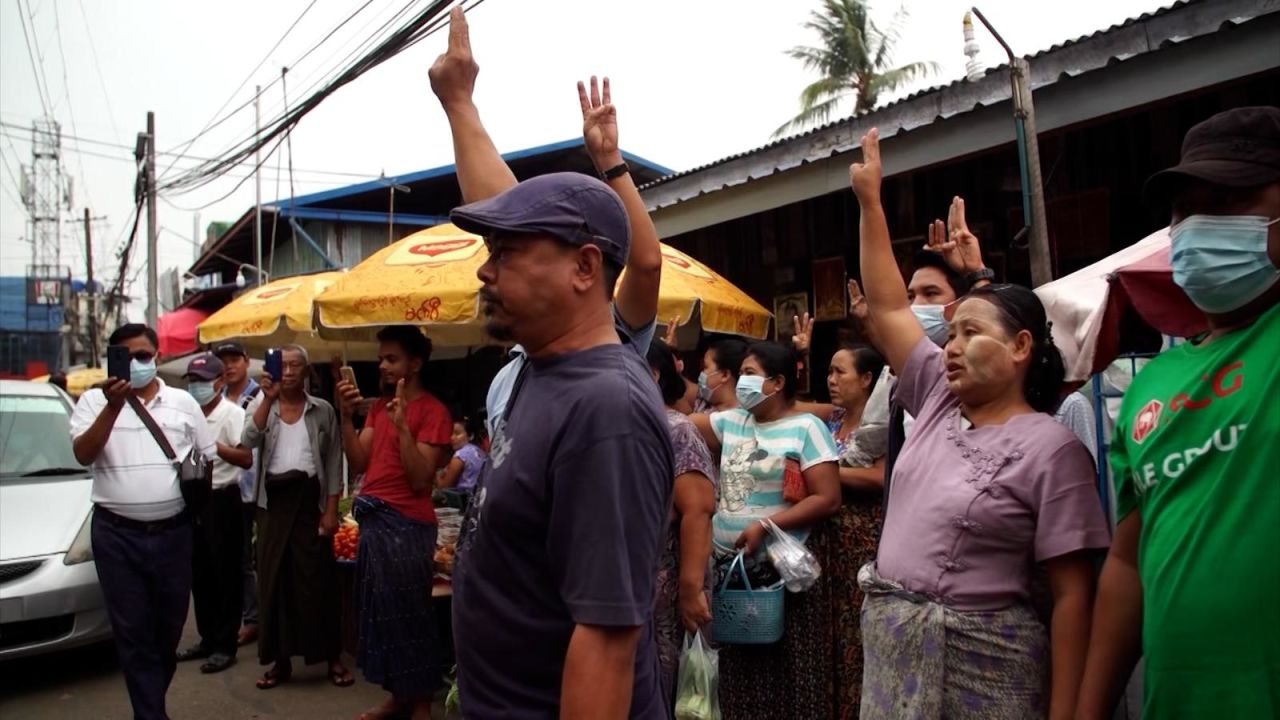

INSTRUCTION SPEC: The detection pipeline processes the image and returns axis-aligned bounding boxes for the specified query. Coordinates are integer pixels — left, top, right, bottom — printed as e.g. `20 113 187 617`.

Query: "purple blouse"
875 338 1110 611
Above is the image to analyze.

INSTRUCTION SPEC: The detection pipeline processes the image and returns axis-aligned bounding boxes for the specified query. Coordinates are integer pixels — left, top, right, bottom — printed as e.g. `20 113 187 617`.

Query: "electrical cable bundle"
158 0 484 198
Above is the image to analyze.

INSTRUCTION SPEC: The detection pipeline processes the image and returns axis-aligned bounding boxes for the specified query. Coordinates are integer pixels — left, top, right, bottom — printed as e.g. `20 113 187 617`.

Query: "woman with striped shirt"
691 340 841 719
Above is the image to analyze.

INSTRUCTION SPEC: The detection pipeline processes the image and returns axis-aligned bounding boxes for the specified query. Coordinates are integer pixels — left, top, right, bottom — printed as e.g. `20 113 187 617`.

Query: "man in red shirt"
337 325 451 720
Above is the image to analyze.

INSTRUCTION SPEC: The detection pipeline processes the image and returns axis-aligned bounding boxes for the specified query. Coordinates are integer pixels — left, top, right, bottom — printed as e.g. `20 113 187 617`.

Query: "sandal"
329 663 355 688
357 698 404 720
255 662 292 690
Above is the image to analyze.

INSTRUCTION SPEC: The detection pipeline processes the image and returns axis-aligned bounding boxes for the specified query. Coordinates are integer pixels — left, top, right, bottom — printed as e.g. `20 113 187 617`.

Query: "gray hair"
279 344 310 365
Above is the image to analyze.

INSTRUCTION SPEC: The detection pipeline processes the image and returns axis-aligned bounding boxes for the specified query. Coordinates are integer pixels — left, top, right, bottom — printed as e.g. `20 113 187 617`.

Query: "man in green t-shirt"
1078 106 1280 719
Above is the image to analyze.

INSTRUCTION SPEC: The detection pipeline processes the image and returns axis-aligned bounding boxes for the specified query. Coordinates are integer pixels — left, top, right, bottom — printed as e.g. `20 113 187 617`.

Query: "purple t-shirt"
876 338 1110 611
452 343 674 719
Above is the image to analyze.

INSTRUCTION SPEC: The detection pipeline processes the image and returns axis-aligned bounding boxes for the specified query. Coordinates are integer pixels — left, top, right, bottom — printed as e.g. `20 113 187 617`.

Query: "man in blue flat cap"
444 124 675 720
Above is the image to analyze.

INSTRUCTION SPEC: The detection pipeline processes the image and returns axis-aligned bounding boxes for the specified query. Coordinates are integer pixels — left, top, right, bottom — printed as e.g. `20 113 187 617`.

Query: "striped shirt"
70 379 216 521
709 408 839 552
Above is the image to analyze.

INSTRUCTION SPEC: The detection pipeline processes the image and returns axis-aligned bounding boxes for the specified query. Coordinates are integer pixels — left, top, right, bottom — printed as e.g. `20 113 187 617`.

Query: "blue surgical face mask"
911 304 950 346
188 381 217 406
1170 214 1280 313
735 375 777 411
697 370 722 402
129 358 157 389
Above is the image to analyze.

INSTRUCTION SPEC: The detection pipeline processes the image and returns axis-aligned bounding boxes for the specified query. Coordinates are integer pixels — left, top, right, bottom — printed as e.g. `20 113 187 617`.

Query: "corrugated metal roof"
639 0 1274 207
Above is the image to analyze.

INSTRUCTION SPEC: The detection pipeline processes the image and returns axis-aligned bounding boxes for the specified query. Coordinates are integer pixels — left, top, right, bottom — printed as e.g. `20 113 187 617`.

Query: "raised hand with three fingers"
847 279 869 322
662 315 680 348
925 196 986 274
849 128 883 204
428 7 478 109
791 312 815 355
577 76 622 171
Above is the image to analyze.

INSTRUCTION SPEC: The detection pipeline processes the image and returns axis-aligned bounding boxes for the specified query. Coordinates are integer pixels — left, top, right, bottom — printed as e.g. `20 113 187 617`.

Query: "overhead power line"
159 0 474 196
16 0 54 116
161 0 321 177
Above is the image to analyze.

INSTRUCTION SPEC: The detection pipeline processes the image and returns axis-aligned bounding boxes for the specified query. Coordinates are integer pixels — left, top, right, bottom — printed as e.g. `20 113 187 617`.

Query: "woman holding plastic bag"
851 128 1108 719
690 341 841 720
785 334 892 717
646 340 719 709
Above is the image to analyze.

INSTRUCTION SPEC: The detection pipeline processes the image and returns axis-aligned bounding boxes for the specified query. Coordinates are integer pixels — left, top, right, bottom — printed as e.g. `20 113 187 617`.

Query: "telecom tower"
19 118 72 280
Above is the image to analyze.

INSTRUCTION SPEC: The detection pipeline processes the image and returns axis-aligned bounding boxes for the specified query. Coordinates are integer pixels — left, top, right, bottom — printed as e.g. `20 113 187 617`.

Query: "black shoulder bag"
127 395 213 516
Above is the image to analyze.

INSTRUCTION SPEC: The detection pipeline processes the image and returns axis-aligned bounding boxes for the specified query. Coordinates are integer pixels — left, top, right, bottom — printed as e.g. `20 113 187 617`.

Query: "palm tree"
774 0 939 138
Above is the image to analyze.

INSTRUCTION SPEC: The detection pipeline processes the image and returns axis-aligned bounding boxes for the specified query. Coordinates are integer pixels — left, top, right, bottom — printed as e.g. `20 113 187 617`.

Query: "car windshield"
0 393 85 481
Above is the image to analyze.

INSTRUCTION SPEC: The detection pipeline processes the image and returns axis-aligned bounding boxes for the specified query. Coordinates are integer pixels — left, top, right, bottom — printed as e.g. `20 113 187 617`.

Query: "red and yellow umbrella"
313 224 772 345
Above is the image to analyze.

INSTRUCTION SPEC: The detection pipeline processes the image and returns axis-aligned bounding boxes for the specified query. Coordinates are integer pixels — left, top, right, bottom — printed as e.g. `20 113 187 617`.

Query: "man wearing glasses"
70 322 217 720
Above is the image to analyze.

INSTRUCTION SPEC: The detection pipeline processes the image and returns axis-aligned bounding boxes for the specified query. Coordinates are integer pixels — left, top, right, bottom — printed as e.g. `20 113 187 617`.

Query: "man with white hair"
241 344 353 689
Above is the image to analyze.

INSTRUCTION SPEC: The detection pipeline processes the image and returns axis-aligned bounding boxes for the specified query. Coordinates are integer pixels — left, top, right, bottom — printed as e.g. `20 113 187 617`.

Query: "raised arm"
577 76 661 330
851 128 924 375
926 196 992 290
429 7 517 203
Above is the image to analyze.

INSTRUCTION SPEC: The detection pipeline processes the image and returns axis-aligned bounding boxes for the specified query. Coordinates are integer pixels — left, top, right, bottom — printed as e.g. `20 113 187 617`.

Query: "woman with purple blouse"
851 128 1110 720
645 339 718 710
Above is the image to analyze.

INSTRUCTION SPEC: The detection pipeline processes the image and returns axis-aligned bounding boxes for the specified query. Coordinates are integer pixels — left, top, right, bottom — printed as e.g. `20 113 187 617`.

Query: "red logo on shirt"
1132 399 1163 445
1169 361 1244 413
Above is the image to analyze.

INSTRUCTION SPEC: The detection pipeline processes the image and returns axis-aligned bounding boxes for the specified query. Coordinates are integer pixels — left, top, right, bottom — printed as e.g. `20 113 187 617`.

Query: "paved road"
0 610 448 719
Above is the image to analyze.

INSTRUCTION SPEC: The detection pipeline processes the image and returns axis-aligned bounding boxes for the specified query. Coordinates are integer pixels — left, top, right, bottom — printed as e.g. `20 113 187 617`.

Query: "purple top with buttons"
875 338 1110 611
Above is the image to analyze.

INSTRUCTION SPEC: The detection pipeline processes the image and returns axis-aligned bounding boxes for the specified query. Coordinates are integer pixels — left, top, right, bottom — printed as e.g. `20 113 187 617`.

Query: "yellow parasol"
314 223 772 345
31 367 107 398
198 271 377 359
651 244 771 339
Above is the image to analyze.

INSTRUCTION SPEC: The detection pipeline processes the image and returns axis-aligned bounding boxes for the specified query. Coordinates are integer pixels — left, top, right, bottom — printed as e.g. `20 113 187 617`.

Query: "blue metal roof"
268 138 674 209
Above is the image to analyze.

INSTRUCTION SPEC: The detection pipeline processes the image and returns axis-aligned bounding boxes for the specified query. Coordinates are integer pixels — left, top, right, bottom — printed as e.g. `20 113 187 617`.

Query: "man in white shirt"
175 353 252 674
70 323 216 720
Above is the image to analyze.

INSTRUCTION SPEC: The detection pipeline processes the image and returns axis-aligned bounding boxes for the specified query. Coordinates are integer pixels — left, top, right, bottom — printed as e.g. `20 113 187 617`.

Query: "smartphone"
339 365 357 387
107 345 131 383
265 349 283 383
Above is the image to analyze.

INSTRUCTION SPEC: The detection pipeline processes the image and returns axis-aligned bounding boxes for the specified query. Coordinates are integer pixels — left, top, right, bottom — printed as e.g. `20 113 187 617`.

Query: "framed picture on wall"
773 292 809 342
812 257 847 321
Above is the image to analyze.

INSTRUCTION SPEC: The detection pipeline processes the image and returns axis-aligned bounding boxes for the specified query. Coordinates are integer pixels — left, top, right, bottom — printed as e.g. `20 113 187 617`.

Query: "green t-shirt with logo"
1112 301 1280 719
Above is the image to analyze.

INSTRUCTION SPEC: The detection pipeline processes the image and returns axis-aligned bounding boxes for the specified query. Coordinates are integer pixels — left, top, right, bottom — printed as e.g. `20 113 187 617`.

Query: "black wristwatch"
600 161 630 181
966 268 995 285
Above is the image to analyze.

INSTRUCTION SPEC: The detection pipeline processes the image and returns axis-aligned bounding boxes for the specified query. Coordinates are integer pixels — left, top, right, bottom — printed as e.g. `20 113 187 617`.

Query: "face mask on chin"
1170 214 1280 313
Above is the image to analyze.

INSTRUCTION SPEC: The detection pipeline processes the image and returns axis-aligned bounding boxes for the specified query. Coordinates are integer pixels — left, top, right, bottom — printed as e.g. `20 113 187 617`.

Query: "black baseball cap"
1145 106 1280 206
449 172 631 268
185 353 225 381
212 341 247 359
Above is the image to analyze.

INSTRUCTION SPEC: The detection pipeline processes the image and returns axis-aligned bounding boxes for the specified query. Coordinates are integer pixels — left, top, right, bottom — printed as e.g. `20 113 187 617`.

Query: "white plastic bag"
762 518 821 592
675 630 721 720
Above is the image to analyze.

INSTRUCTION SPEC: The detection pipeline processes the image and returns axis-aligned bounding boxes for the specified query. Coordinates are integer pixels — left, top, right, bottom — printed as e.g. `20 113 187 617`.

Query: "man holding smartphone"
70 323 217 720
241 344 351 690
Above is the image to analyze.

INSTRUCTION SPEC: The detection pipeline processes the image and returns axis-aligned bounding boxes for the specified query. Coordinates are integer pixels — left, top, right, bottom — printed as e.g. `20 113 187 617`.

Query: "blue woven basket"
712 550 785 645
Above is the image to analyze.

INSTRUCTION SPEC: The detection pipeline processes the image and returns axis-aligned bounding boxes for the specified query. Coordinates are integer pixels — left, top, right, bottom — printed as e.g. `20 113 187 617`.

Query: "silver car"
0 379 111 658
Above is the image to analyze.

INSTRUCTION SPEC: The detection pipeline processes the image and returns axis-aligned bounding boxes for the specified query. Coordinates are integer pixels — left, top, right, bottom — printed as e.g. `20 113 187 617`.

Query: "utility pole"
253 85 264 287
82 207 99 367
144 111 158 326
193 212 201 264
971 7 1053 287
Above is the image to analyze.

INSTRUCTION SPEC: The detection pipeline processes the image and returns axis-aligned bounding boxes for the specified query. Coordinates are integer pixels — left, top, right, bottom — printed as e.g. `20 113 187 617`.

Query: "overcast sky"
0 0 1168 314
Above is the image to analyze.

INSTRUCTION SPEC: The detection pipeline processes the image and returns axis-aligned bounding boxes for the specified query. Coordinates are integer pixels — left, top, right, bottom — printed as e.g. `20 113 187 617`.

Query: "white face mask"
911 304 950 346
188 381 218 406
129 357 157 389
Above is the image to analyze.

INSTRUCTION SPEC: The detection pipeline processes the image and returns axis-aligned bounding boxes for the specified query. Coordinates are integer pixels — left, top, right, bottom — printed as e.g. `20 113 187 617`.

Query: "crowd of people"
64 7 1277 720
